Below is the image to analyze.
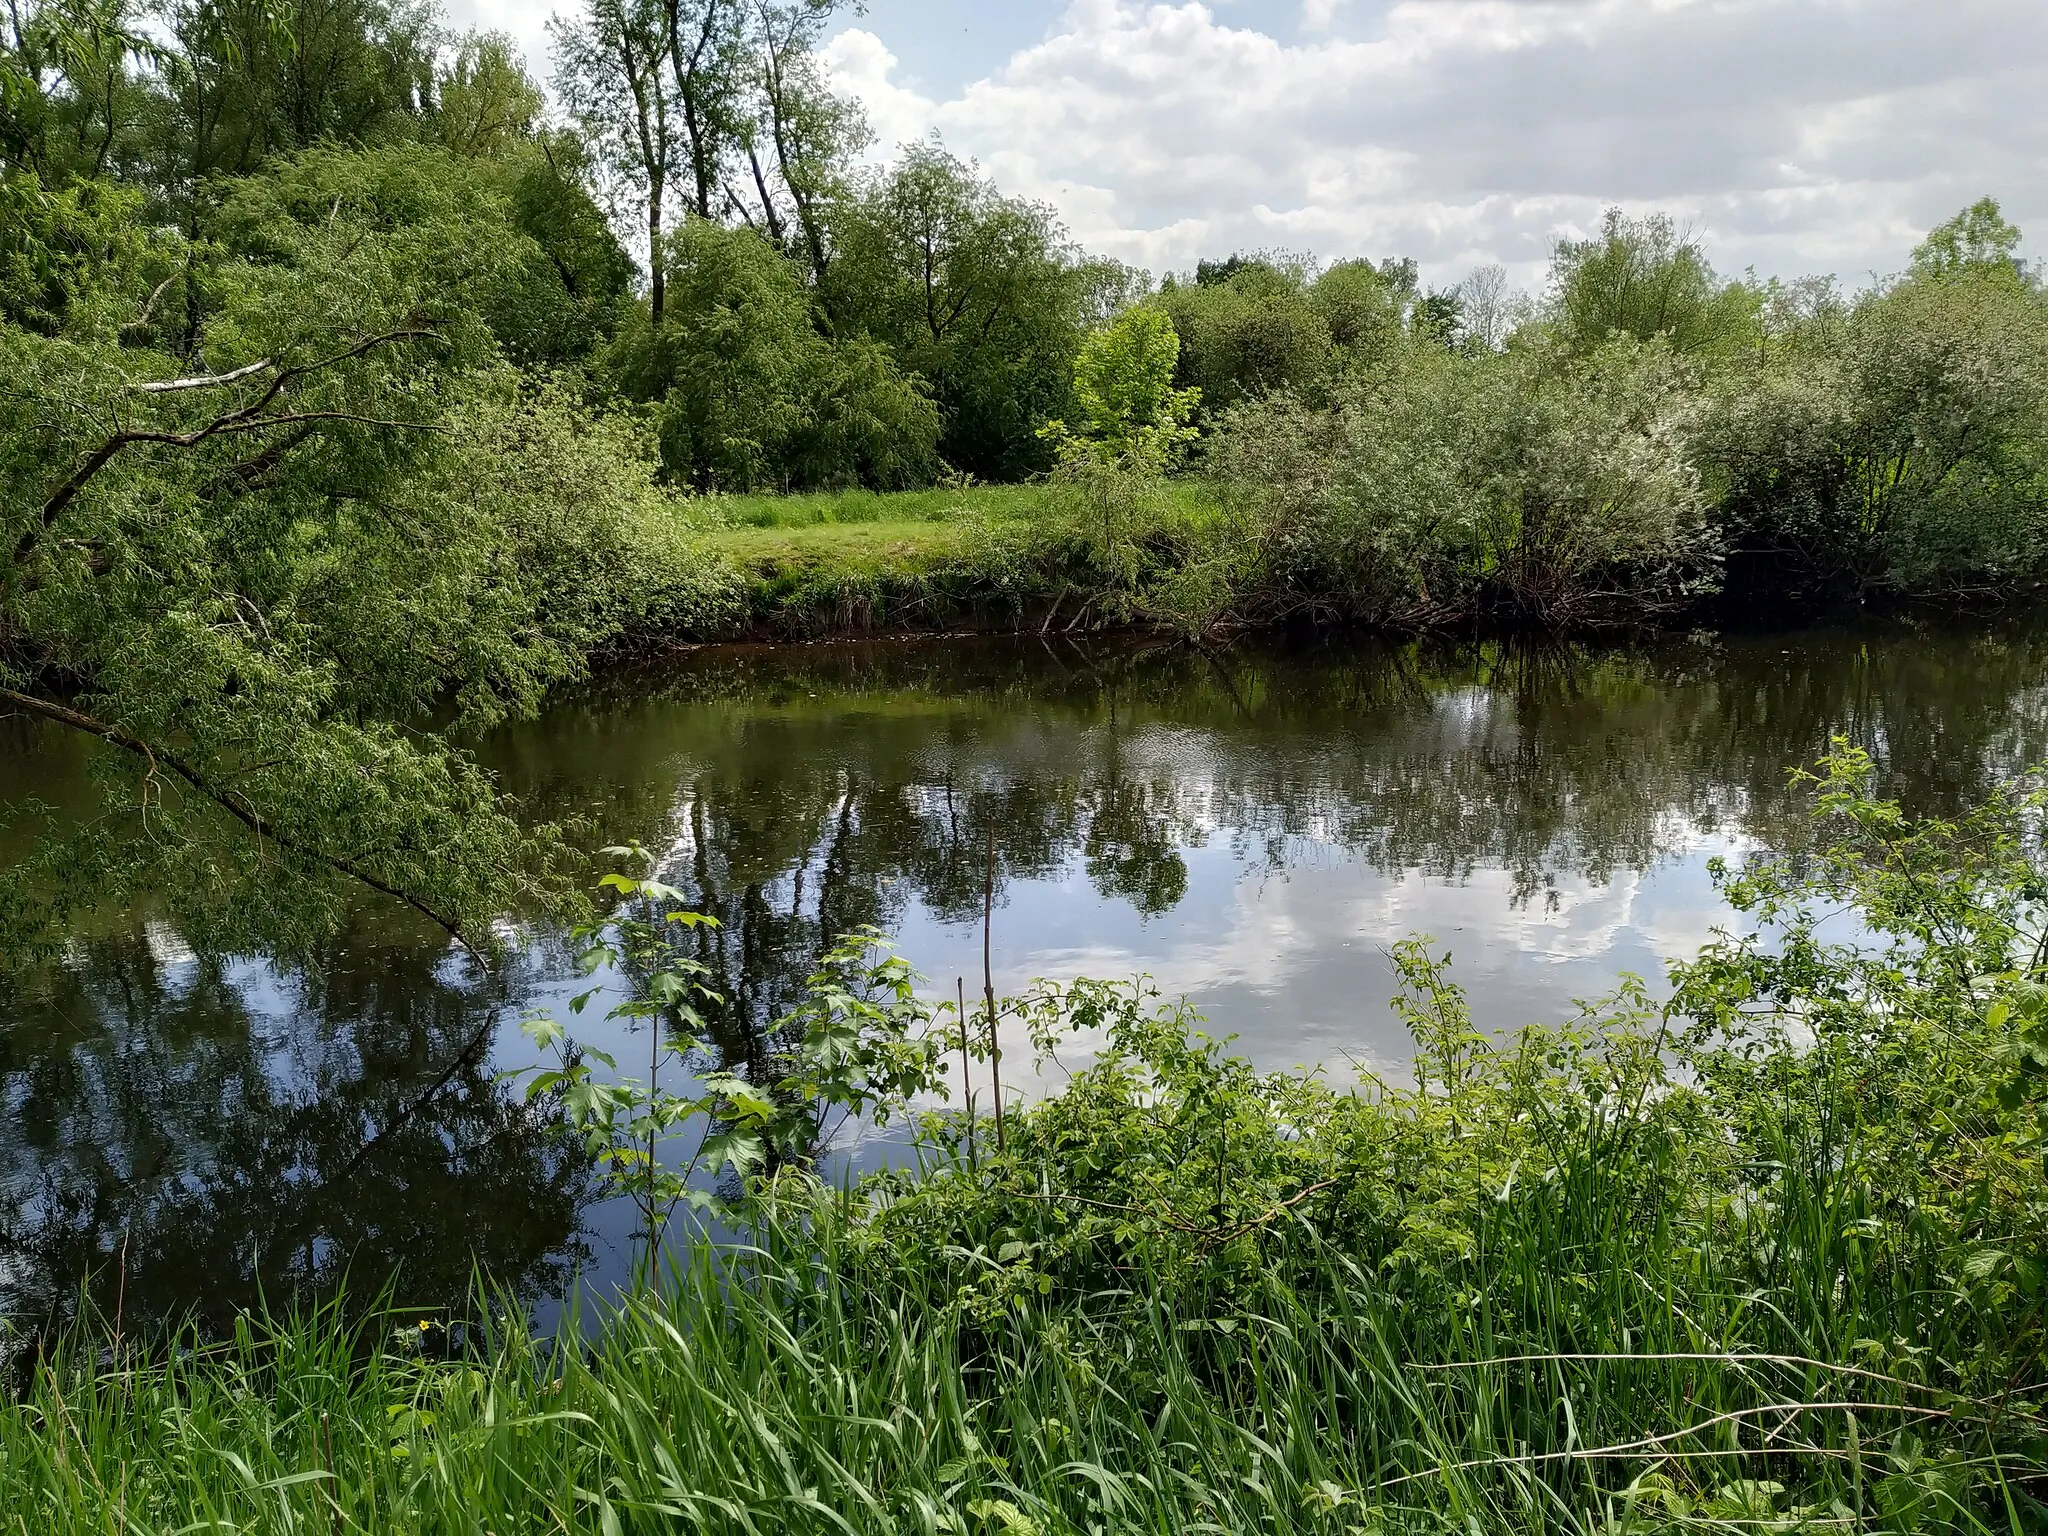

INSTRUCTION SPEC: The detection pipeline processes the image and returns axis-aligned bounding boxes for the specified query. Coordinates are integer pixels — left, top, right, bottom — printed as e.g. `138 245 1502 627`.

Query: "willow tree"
0 151 725 966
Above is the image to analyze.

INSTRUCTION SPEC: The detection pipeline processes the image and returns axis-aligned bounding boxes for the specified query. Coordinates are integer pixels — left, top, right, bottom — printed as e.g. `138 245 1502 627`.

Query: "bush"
1701 261 2048 593
1208 333 1715 625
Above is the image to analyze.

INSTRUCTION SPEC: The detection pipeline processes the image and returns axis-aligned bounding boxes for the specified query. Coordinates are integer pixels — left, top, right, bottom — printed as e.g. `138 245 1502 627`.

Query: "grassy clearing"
705 483 1068 529
6 751 2047 1534
681 478 1228 638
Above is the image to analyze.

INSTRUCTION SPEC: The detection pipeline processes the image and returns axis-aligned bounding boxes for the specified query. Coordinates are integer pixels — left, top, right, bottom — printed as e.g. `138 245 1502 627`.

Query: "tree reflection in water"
7 617 2048 1325
0 922 593 1337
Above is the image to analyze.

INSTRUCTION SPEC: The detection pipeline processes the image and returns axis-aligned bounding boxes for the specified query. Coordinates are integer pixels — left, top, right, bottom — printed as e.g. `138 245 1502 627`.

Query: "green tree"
1912 196 2028 283
552 0 677 323
434 31 541 160
1701 241 2048 592
1159 257 1334 414
1038 304 1198 474
0 0 154 184
726 0 864 287
827 142 1129 479
1308 258 1404 360
611 216 937 490
0 149 728 966
1548 208 1759 361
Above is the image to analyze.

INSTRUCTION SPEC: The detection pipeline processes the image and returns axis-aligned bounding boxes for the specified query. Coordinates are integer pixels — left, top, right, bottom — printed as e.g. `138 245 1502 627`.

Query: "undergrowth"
4 747 2048 1534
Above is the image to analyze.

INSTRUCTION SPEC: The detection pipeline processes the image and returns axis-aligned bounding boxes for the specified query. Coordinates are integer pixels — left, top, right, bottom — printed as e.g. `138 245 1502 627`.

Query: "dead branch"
129 357 275 393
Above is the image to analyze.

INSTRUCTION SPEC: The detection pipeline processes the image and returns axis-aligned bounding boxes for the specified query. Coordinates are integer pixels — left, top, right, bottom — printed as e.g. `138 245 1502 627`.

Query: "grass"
683 479 1231 638
3 1209 2016 1536
706 483 1068 529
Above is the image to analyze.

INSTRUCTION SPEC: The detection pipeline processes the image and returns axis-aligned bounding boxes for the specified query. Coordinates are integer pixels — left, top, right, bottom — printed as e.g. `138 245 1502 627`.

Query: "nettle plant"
515 846 948 1266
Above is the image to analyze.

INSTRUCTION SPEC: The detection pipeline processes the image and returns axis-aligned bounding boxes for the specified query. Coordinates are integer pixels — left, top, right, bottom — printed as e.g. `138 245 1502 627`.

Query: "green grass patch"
676 477 1234 639
704 482 1066 529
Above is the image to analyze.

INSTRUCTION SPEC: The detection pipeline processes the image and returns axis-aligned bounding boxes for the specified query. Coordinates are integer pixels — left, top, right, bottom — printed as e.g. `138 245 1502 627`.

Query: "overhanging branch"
0 683 489 967
19 327 445 570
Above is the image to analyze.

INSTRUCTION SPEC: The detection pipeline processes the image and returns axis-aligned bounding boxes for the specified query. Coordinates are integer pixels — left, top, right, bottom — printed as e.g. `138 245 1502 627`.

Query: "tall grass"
1 1178 2030 1535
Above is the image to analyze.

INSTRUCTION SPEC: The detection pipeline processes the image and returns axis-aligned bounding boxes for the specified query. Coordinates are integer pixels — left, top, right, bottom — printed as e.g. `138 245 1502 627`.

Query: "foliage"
1913 197 2029 283
1036 305 1199 475
609 216 940 491
8 752 2048 1533
827 142 1136 480
0 147 731 965
1208 332 1715 626
1700 230 2048 593
513 850 946 1266
1159 256 1331 415
1549 208 1761 362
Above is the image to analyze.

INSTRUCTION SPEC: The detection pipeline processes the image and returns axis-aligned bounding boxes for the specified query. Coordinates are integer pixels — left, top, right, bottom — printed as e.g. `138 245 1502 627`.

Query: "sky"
451 0 2048 290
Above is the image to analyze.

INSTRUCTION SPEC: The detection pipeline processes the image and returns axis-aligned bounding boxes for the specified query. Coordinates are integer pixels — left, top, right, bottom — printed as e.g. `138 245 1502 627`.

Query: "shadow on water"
6 615 2048 1327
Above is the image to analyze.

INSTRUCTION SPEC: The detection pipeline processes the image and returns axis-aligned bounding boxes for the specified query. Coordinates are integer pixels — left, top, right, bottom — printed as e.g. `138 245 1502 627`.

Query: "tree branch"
129 356 275 393
21 327 444 568
0 683 490 966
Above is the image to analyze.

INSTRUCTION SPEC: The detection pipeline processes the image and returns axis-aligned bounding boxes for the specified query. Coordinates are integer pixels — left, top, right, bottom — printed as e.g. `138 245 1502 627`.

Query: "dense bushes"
1173 206 2048 624
1203 333 1713 626
611 218 942 492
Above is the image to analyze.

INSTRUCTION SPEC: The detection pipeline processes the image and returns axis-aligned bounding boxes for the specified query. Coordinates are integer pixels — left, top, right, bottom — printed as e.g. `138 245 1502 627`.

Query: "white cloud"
820 29 940 158
824 0 2048 286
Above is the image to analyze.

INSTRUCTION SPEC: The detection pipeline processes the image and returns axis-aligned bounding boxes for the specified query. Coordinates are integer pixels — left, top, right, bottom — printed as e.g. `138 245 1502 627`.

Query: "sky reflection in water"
6 618 2047 1326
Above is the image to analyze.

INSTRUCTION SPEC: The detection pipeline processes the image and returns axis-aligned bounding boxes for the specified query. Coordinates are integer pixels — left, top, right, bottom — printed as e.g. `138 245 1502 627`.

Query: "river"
5 616 2046 1331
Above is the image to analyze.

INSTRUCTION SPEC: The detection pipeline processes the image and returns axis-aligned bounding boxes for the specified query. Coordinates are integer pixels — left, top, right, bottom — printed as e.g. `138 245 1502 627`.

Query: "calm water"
6 618 2047 1330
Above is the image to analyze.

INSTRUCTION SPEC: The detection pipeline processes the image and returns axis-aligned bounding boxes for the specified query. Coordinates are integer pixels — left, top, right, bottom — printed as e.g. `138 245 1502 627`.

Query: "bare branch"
129 357 275 393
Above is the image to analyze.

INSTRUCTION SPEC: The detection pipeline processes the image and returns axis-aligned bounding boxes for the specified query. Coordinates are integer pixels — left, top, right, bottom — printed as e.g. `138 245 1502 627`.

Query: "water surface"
6 618 2045 1329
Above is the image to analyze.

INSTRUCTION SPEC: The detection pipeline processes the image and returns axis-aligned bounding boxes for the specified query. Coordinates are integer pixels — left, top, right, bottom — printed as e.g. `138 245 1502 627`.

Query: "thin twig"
1373 1401 1957 1490
1409 1351 1956 1399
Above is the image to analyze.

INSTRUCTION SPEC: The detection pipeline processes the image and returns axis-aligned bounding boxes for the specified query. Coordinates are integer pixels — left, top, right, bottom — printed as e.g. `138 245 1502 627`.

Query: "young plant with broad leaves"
515 845 950 1265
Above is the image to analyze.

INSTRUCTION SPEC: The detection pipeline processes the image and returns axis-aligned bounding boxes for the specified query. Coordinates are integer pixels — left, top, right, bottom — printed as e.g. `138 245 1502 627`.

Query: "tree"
434 31 541 159
553 0 677 323
0 0 153 184
727 0 863 288
0 150 727 966
610 216 937 490
1700 231 2048 593
1548 209 1758 361
1454 263 1530 353
828 142 1125 479
1309 258 1404 360
1159 257 1334 414
1912 196 2028 283
1038 304 1198 474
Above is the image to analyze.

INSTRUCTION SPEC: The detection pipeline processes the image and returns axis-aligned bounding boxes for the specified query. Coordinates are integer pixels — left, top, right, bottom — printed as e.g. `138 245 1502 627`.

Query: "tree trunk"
648 180 666 327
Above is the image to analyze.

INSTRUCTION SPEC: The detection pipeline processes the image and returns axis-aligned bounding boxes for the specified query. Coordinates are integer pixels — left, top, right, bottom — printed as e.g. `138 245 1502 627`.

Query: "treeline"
1177 209 2048 621
2 0 1129 489
7 0 2045 581
4 0 2046 955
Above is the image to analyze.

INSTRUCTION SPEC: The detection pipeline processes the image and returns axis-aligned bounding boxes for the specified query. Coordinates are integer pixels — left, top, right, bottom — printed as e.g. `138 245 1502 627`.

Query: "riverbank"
687 479 1223 640
673 482 2045 645
7 754 2045 1534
